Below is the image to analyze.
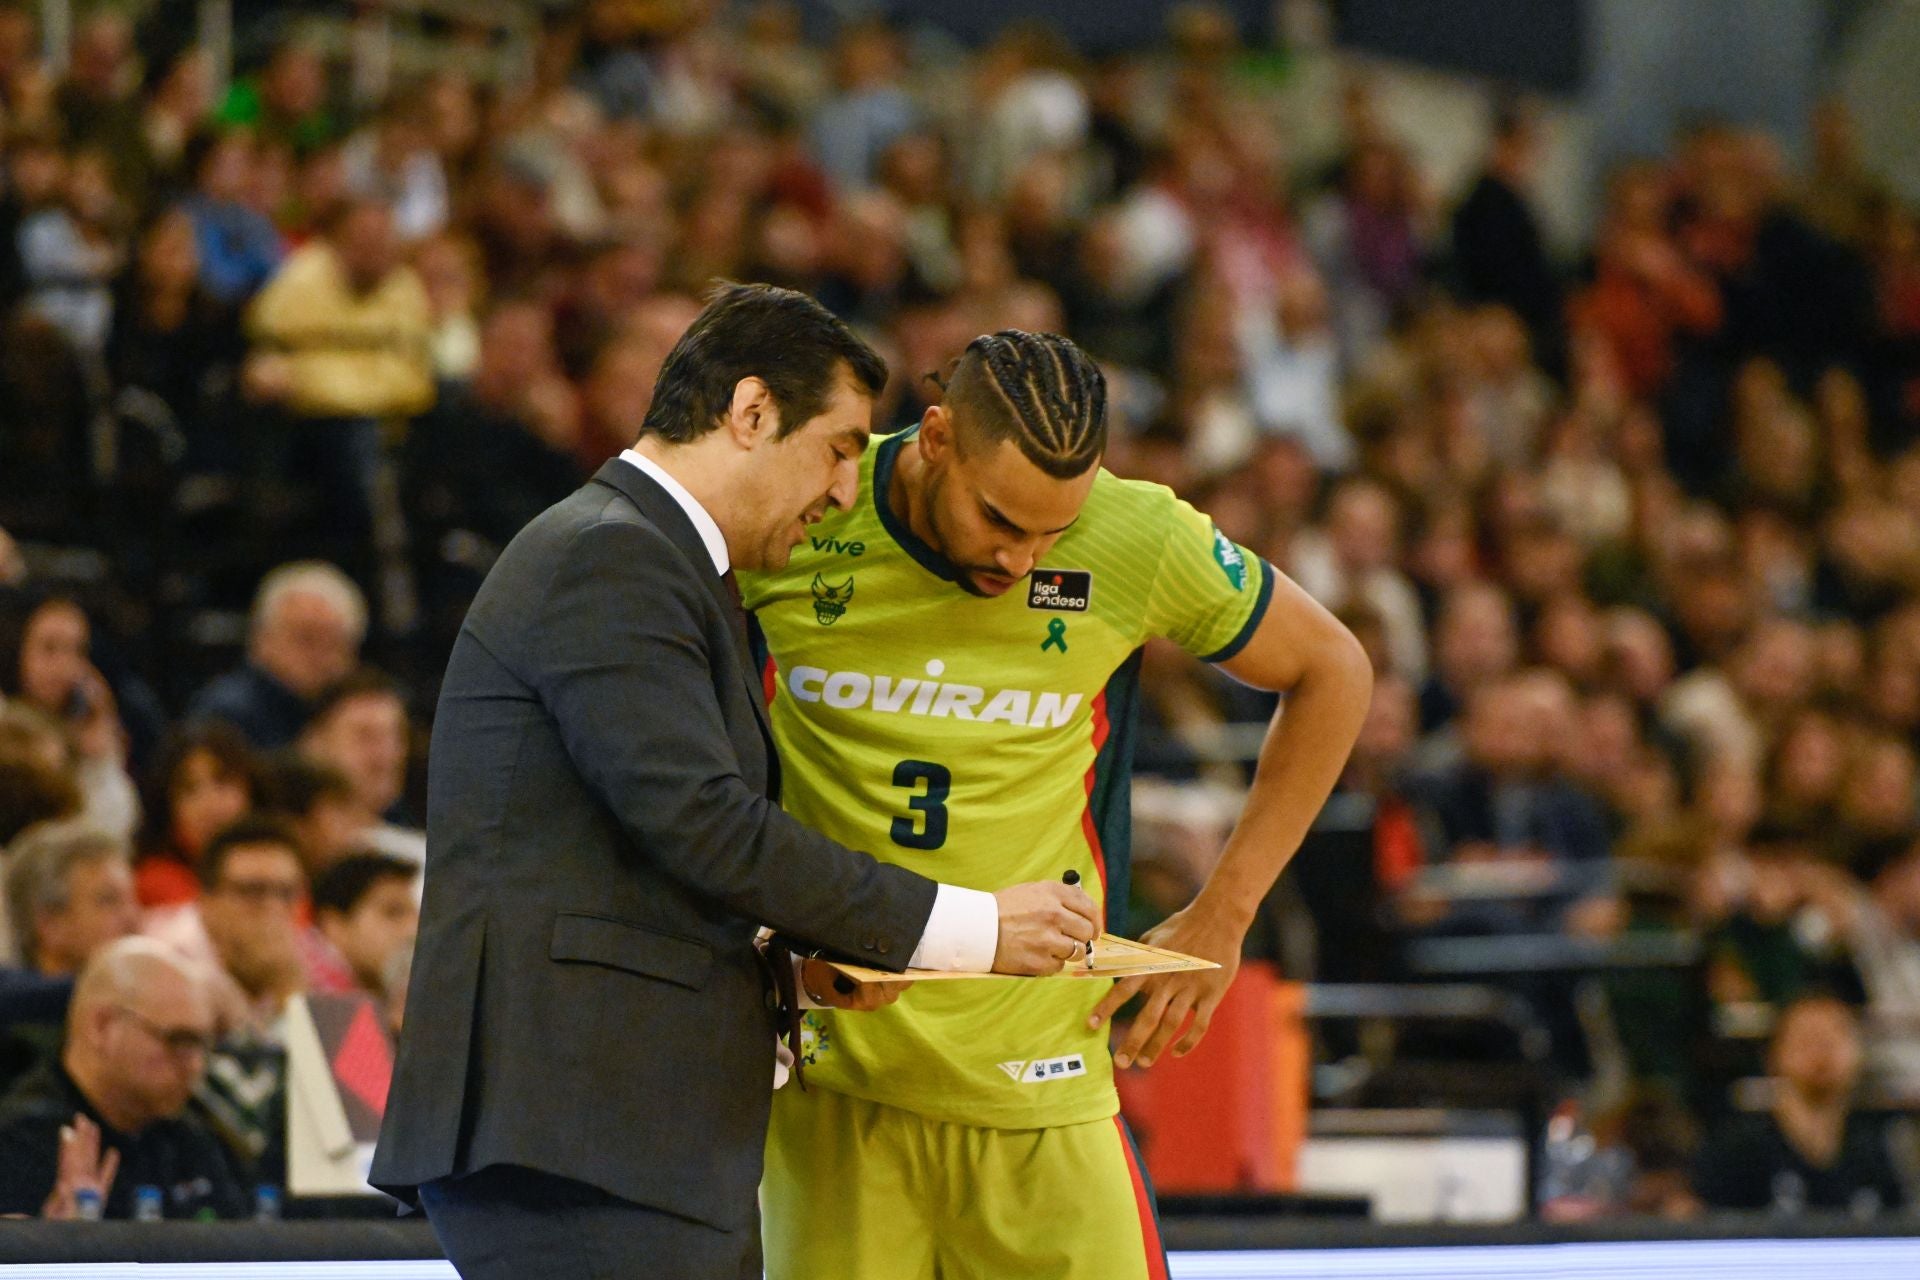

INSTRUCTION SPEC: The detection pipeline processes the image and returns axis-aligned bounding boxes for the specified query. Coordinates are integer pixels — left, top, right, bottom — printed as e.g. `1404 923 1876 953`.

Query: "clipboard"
822 933 1218 985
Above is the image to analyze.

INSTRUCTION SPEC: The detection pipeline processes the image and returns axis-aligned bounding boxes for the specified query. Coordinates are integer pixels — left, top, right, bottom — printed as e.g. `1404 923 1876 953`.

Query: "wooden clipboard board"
822 933 1217 984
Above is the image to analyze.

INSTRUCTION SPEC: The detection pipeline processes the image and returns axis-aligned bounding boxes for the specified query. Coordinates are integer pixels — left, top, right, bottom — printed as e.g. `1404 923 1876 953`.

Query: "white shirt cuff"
908 884 998 973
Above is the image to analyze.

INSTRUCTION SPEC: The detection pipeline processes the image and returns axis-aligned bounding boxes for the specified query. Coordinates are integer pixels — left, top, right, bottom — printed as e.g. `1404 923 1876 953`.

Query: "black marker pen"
1063 870 1093 968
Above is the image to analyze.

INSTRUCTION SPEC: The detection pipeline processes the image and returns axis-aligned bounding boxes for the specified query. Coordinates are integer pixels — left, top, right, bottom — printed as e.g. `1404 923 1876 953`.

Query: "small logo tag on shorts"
1028 570 1091 612
996 1054 1088 1083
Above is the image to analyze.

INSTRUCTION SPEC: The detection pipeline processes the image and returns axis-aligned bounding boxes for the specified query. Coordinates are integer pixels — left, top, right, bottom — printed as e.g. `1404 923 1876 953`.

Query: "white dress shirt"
616 449 999 974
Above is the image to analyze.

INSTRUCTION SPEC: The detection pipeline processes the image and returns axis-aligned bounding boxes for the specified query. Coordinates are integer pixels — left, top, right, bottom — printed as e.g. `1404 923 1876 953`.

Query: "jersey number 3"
890 760 950 850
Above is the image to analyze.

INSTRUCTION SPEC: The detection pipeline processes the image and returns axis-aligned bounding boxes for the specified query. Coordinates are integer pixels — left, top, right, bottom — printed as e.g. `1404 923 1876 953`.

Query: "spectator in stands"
186 561 365 750
52 11 148 210
243 197 433 574
1835 734 1919 871
180 129 285 304
552 236 664 380
467 147 566 299
1419 580 1521 735
1241 270 1349 472
1408 671 1612 931
1762 705 1852 833
1573 162 1722 402
307 852 419 1000
1305 138 1428 369
132 723 258 908
294 670 423 865
1450 99 1562 370
4 822 138 977
106 204 247 459
1693 994 1906 1215
0 593 138 839
340 93 449 244
0 707 82 852
575 331 662 468
1810 841 1920 1098
1701 822 1848 1010
0 128 61 315
810 19 915 191
258 754 370 878
216 39 336 155
0 5 45 147
412 230 482 382
401 300 586 560
141 48 214 189
296 668 410 822
1663 614 1819 780
1291 475 1426 682
16 146 124 357
0 936 246 1219
1268 672 1425 982
144 817 308 1030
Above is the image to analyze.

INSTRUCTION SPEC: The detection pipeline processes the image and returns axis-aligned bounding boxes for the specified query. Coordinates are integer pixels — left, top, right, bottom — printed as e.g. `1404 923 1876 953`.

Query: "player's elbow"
1317 616 1375 705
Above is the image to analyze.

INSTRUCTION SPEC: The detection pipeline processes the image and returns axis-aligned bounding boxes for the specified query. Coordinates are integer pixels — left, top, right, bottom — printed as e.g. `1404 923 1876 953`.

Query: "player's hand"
991 881 1099 975
41 1113 119 1220
800 959 908 1012
1089 900 1244 1069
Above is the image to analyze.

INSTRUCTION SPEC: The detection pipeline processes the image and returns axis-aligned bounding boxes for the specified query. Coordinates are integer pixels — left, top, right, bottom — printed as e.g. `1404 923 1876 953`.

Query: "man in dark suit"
371 283 1097 1280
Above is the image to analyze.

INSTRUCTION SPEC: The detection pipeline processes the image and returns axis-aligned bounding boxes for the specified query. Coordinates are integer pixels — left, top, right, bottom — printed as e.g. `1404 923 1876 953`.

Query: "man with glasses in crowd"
0 936 247 1218
143 816 313 1029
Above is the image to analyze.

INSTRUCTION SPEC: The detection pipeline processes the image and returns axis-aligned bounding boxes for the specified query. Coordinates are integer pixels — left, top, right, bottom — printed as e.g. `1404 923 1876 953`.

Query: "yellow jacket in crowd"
246 241 435 420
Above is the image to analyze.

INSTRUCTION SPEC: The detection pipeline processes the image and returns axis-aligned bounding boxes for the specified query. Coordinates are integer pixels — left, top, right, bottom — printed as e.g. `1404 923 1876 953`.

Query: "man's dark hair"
257 751 354 818
637 281 889 444
944 330 1107 479
309 665 406 727
1746 818 1822 858
312 851 418 918
199 814 305 891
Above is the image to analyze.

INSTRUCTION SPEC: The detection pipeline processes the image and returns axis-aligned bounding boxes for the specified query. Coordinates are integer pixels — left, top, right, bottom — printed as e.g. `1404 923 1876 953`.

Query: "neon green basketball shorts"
761 1084 1169 1280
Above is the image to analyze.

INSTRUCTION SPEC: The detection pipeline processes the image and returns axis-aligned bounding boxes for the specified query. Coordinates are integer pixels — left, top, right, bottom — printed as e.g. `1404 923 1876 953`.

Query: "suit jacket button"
862 936 878 952
876 939 891 956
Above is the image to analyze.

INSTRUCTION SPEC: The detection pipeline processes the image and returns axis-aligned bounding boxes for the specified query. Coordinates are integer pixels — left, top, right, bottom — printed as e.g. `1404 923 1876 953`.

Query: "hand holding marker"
1064 870 1093 968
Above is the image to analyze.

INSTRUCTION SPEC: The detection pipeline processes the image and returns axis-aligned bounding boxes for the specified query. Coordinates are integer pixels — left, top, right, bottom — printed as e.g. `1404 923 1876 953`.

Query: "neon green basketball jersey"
740 428 1272 1129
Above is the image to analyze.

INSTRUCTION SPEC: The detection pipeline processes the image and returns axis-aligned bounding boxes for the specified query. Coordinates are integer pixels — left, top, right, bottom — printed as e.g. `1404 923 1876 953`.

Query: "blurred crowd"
2 0 1920 1222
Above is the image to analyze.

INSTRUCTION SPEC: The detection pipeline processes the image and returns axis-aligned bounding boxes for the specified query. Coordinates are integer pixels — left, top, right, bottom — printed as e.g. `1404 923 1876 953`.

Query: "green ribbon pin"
1041 617 1068 653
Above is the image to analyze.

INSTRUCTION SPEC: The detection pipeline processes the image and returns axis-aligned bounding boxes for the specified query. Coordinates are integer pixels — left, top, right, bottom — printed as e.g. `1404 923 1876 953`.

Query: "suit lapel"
589 461 778 756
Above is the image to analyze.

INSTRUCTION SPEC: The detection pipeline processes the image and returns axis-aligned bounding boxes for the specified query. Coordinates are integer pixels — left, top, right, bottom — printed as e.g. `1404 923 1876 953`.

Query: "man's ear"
919 403 953 462
84 1000 116 1046
724 377 779 449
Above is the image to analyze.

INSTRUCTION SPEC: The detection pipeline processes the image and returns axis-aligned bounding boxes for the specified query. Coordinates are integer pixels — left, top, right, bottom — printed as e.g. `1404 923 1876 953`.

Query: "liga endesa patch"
1027 569 1092 613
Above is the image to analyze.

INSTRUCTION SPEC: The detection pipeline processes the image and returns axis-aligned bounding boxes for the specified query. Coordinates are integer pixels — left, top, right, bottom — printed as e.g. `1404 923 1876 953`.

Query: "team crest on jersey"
1211 526 1248 590
811 574 854 625
1028 569 1091 613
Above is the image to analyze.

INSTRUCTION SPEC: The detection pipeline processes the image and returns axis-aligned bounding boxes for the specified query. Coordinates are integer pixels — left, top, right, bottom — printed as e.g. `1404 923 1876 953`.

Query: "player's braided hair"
946 330 1107 479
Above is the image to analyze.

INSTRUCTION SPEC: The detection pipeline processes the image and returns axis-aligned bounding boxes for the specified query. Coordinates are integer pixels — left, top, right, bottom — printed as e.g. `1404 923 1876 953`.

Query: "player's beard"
926 470 1009 597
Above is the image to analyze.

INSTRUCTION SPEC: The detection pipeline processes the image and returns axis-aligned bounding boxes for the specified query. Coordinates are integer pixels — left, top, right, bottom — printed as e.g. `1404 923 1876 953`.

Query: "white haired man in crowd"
184 561 366 750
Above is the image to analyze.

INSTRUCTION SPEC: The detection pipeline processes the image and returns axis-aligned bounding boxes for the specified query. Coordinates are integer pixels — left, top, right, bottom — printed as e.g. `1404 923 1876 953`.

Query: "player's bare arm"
1090 567 1373 1068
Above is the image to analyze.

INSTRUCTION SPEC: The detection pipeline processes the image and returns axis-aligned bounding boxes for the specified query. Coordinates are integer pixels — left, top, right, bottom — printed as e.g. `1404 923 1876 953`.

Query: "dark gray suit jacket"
369 459 937 1229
